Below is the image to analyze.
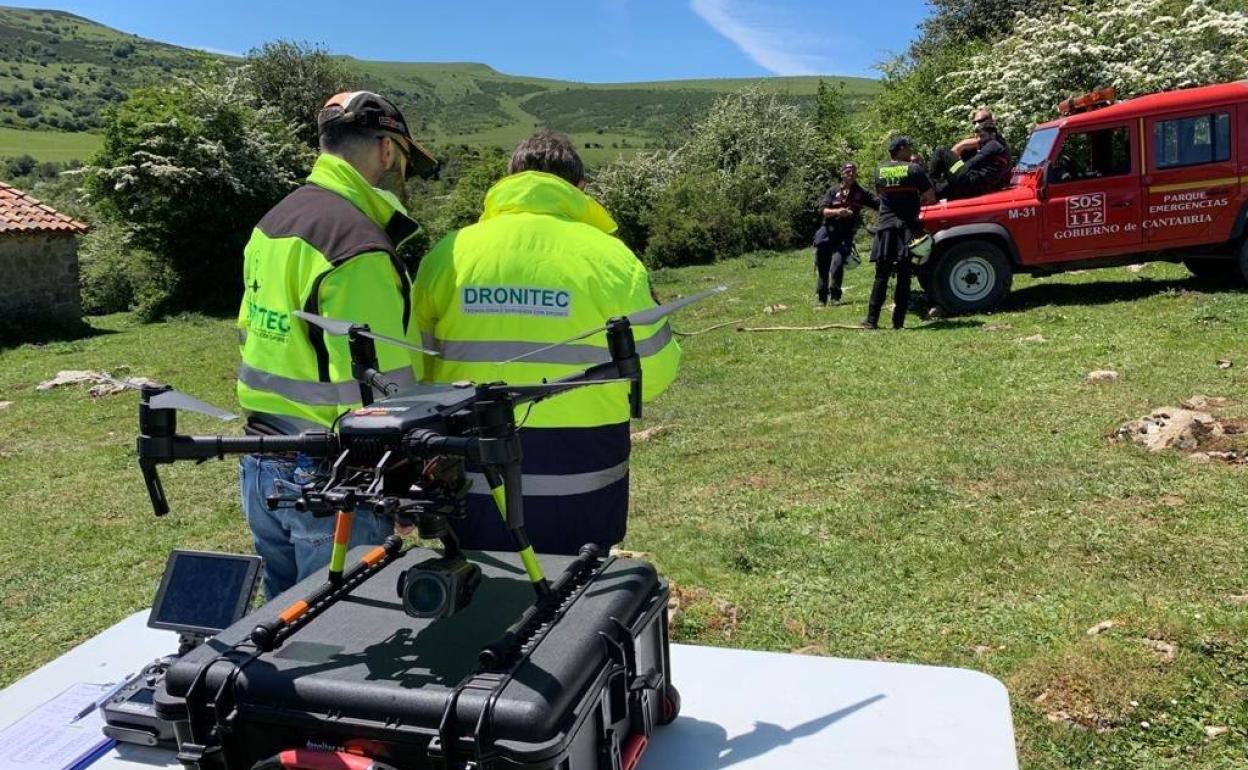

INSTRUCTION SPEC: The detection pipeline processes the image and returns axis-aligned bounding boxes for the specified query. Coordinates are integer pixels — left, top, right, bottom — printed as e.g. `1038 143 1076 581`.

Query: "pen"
69 677 132 724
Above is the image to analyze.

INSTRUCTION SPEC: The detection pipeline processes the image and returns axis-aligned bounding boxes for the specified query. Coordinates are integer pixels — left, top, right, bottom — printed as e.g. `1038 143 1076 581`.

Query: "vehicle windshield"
1017 127 1059 170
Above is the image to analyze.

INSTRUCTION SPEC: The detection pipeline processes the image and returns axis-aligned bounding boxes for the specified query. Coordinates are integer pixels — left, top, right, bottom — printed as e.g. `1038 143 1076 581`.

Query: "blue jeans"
239 454 394 600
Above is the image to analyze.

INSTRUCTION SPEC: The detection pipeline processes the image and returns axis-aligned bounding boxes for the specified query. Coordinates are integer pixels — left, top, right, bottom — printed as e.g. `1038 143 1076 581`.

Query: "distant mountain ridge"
0 5 879 163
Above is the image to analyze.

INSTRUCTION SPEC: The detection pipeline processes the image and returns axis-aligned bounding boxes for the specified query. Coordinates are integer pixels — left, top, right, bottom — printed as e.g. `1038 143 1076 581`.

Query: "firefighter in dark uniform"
930 108 1012 200
812 162 879 306
863 136 935 330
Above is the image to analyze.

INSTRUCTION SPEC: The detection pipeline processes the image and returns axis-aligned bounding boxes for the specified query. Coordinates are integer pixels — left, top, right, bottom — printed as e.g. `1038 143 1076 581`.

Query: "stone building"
0 182 88 329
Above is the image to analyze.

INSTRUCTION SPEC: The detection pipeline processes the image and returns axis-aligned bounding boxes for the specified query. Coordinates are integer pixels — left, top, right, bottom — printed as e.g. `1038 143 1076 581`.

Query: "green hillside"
0 5 877 165
0 6 211 132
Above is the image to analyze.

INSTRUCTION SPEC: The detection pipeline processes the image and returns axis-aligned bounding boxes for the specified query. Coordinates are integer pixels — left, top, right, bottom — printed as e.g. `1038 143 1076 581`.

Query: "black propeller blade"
294 311 440 357
494 378 634 400
501 284 727 365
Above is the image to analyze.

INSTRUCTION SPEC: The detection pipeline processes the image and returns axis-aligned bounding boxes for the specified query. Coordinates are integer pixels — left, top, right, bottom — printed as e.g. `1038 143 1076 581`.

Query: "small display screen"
127 688 155 705
150 552 260 634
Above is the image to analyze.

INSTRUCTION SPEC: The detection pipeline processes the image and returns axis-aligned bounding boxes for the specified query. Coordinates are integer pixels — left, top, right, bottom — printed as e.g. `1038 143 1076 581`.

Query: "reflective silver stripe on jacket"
238 363 417 405
466 459 629 497
432 322 674 365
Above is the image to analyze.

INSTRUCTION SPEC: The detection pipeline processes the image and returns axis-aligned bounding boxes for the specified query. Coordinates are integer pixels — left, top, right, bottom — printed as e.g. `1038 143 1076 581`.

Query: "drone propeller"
295 311 440 357
501 284 728 365
492 378 634 401
101 375 237 421
148 389 237 421
628 284 728 327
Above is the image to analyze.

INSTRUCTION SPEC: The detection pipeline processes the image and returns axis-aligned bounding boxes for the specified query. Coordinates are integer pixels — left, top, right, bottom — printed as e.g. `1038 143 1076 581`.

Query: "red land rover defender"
919 81 1248 314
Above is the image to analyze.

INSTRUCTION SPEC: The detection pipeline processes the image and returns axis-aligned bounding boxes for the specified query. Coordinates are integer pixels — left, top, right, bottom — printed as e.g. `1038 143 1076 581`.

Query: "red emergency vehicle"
919 81 1248 313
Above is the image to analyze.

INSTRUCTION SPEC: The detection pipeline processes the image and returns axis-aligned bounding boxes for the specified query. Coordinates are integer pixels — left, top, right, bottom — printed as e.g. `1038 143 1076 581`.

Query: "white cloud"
690 0 834 75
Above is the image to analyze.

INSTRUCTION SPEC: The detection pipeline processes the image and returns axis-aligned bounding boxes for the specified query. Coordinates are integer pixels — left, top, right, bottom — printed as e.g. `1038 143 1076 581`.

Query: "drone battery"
155 547 675 770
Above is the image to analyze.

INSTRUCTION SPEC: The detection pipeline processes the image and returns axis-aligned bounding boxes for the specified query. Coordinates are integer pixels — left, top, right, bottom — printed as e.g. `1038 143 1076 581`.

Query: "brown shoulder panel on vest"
257 184 394 264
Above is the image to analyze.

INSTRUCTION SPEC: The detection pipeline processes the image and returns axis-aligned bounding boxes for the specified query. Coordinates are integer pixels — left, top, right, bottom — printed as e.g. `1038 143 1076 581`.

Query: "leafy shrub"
3 154 36 179
429 147 508 241
587 150 678 255
78 221 135 315
242 41 359 149
644 174 738 267
591 88 842 267
83 69 311 317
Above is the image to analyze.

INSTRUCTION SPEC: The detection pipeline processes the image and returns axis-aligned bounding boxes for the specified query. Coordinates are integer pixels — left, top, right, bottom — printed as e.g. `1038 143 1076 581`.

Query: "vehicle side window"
1154 113 1231 169
1048 126 1132 183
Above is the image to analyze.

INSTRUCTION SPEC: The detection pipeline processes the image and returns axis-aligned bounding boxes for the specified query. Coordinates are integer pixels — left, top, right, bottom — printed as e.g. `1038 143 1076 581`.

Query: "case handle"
252 750 398 770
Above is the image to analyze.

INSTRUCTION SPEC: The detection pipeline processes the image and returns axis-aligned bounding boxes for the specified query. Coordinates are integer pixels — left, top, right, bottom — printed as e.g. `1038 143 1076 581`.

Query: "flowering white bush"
84 69 310 317
945 0 1248 147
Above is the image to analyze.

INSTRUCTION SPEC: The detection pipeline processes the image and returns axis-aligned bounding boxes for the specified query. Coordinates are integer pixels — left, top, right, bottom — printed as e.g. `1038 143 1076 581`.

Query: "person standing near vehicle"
863 136 935 330
412 129 681 555
812 162 879 306
235 91 438 598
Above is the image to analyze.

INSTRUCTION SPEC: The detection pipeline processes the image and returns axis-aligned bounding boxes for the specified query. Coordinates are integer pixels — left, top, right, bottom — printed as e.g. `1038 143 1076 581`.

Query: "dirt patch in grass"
1012 635 1175 732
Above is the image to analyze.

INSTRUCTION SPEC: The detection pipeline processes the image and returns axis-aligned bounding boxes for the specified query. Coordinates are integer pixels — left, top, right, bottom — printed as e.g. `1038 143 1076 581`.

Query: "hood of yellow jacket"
479 171 618 235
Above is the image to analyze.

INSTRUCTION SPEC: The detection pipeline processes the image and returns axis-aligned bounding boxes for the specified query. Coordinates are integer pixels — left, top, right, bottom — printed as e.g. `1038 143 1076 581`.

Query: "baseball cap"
318 91 439 179
888 135 912 154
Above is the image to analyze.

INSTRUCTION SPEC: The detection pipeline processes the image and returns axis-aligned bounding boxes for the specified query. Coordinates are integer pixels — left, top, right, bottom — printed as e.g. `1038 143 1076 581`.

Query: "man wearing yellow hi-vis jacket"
236 91 438 598
412 129 681 554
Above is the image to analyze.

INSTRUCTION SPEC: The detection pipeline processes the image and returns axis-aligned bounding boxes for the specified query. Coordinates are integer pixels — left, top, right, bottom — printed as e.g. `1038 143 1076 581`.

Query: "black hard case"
155 547 674 770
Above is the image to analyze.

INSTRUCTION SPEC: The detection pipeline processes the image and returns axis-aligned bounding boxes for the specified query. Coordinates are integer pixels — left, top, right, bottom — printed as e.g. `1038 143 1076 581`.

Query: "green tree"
815 79 856 152
243 40 359 149
593 87 842 266
913 0 1073 53
84 68 312 318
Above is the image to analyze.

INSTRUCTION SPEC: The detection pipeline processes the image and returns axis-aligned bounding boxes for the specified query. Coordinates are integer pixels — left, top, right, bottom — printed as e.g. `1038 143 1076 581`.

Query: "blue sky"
6 0 931 81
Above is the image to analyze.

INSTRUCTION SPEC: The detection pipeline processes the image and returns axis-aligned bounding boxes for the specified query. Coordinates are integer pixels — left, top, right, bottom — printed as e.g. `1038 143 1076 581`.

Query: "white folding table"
0 612 1018 770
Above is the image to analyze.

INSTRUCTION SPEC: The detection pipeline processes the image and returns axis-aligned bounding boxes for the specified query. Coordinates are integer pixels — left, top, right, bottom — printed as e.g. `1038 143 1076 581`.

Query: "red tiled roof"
0 182 88 234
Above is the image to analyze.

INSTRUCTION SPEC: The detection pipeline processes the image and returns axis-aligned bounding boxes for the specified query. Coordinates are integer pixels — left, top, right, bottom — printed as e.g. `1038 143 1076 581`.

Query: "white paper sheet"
0 682 117 770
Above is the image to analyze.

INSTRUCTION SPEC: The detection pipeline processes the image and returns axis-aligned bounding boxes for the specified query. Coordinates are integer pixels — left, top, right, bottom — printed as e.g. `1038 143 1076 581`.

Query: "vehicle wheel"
1183 257 1242 285
930 240 1012 314
659 685 681 726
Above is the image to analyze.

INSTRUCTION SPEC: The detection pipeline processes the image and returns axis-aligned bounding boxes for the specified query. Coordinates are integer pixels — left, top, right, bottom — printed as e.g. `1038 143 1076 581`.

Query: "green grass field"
1 254 1246 768
0 126 99 162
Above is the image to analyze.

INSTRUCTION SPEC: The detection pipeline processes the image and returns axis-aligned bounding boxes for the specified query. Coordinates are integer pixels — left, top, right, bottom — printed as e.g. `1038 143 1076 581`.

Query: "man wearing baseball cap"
235 91 438 598
812 161 878 307
929 107 1012 200
864 136 934 330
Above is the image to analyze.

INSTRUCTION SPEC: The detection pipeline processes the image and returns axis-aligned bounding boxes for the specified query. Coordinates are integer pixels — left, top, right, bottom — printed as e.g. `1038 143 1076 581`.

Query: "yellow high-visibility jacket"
236 154 418 428
412 171 681 552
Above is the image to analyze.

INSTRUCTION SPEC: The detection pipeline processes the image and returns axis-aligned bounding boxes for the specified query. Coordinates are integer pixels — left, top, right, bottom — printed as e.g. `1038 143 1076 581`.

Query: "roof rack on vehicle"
1057 86 1116 116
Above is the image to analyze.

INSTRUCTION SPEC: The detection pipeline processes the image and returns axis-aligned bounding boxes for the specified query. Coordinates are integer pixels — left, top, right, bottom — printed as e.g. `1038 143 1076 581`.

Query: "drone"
133 285 726 659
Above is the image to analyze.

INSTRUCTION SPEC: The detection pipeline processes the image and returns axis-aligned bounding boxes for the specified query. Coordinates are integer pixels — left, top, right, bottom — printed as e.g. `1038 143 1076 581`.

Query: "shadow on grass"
0 316 115 351
910 318 984 331
1004 276 1237 312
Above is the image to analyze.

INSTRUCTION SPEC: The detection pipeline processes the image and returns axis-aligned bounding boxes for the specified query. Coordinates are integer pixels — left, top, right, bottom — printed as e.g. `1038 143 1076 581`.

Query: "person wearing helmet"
812 162 879 307
235 91 438 598
864 136 935 330
929 108 1013 200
